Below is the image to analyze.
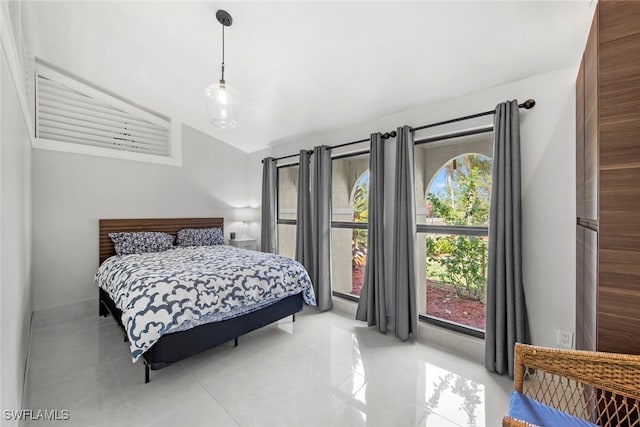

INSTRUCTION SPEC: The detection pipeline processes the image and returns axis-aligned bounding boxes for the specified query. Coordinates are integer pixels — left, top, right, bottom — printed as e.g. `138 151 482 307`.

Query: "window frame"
276 162 299 227
415 127 494 339
275 163 299 259
330 149 370 301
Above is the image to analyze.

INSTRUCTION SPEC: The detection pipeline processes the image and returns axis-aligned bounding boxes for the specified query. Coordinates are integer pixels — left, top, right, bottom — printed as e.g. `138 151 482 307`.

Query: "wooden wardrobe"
576 1 640 354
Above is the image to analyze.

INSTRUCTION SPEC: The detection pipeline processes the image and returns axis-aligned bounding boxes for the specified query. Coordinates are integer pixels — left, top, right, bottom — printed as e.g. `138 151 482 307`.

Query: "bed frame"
98 218 304 383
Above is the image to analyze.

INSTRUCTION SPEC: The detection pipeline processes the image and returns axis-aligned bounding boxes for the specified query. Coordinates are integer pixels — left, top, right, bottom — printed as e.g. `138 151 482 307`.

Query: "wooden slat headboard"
99 217 224 265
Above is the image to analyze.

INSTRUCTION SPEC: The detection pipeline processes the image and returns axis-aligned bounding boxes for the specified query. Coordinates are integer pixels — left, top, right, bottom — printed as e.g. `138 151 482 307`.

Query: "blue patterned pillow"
176 227 224 246
109 232 175 255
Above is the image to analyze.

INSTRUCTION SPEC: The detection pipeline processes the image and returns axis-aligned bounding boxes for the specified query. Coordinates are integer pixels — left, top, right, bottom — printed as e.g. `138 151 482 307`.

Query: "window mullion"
416 224 488 236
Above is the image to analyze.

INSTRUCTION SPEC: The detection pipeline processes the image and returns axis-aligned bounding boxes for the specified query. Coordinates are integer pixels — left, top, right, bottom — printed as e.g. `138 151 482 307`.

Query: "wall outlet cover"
557 329 574 349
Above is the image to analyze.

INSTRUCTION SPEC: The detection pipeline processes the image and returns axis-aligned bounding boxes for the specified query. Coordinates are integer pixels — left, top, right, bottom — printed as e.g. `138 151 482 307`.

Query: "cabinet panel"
576 59 586 219
599 247 640 292
598 312 640 354
599 0 640 43
583 227 597 352
599 32 640 122
576 2 640 357
599 167 640 235
599 32 640 169
584 13 599 221
599 242 640 354
576 226 585 350
599 119 640 170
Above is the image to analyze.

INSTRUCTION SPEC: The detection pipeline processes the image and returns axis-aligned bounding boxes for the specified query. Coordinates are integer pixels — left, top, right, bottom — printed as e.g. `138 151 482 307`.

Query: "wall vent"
34 62 181 166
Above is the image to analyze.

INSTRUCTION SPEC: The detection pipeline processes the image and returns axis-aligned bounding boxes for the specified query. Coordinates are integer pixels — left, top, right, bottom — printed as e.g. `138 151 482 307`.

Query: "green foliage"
428 157 491 227
352 183 368 224
426 154 491 302
427 235 487 302
352 174 369 268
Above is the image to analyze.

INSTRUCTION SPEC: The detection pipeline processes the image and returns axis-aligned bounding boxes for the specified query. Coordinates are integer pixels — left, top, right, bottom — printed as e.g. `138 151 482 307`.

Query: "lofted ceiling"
21 1 595 153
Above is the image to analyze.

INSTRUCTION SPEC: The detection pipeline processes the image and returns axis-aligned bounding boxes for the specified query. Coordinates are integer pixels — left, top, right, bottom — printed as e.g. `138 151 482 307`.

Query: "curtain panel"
485 100 531 377
356 133 387 331
296 150 314 279
392 126 418 341
260 157 278 253
311 145 333 311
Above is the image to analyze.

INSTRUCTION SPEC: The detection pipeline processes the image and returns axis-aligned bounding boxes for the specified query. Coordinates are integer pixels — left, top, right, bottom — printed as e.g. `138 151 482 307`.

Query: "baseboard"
32 298 98 330
331 295 484 364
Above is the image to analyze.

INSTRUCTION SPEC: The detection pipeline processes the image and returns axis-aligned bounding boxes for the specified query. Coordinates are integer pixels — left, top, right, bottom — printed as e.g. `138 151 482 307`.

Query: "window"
415 130 493 336
33 62 181 166
276 164 299 259
331 152 369 300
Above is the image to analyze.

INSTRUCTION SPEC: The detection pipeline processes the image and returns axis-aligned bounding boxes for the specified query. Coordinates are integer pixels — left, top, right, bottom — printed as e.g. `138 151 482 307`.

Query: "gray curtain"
356 133 386 331
311 145 333 311
260 157 278 253
485 100 530 377
392 126 418 341
296 150 313 278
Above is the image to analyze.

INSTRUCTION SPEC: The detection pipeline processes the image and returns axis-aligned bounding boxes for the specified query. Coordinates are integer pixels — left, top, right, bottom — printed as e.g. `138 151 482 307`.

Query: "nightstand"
229 238 257 251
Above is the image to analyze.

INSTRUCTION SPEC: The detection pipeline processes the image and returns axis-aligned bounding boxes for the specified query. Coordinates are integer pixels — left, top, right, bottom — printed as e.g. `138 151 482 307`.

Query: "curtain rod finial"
523 99 536 109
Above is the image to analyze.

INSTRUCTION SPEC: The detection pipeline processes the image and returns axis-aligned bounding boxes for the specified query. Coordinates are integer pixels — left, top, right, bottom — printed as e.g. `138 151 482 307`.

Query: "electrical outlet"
557 329 574 348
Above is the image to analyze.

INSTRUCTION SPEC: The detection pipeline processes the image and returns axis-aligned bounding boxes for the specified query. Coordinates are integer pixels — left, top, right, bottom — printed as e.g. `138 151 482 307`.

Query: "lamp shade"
205 82 237 129
236 207 258 222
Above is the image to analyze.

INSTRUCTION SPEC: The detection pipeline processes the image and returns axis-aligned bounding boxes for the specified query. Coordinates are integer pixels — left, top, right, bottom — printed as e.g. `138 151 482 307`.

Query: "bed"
96 217 315 383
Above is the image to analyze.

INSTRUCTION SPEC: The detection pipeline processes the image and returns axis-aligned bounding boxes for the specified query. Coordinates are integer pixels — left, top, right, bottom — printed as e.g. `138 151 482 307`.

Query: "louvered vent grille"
35 66 172 158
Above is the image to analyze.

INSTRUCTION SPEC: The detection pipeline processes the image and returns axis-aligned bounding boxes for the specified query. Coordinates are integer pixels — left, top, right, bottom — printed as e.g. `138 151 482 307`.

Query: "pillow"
109 232 175 256
176 227 224 246
508 391 598 426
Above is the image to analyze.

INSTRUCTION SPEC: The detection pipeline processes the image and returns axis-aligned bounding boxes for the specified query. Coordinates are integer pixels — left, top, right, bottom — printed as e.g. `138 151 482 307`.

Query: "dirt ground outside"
351 267 485 330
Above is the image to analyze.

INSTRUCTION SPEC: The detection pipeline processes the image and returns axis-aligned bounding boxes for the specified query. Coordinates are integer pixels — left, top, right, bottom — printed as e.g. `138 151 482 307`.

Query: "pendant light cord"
220 24 225 84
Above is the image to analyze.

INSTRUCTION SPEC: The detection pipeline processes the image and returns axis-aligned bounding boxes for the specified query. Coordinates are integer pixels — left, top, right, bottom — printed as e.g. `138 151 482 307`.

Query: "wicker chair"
503 343 640 427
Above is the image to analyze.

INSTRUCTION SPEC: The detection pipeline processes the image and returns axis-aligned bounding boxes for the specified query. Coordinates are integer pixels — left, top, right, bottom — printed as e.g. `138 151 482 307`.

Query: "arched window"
329 152 370 299
422 153 492 332
426 153 492 226
350 170 369 296
351 170 369 223
276 164 299 260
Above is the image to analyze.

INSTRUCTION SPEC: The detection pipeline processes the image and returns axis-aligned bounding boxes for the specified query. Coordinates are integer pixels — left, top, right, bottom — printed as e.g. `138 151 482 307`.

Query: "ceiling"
21 1 595 153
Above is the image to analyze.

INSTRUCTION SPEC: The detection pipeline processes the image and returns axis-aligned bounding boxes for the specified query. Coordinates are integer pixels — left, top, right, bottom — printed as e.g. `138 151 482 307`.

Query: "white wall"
1 45 33 424
32 125 250 311
248 66 578 349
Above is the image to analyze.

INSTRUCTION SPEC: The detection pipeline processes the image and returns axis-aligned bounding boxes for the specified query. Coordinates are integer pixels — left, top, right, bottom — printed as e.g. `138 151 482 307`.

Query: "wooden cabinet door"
599 0 640 43
576 225 585 350
583 227 597 352
576 59 585 219
576 224 597 352
584 10 599 222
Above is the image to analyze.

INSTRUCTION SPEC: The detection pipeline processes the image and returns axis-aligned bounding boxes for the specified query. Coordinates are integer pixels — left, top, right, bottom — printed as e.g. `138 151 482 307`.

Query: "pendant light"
205 10 237 129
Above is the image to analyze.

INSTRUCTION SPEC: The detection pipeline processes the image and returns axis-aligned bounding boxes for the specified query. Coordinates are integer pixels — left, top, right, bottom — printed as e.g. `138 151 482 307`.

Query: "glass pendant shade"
205 82 237 129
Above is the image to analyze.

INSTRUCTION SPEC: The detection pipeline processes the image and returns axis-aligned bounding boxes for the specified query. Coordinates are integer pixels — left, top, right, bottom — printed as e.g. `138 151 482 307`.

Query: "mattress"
95 245 315 361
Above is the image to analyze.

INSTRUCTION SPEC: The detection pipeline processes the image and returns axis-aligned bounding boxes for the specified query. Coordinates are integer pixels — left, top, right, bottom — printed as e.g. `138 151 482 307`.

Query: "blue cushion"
508 391 597 427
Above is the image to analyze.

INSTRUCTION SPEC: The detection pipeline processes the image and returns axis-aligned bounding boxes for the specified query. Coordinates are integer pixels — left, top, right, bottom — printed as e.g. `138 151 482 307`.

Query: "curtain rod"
263 99 535 163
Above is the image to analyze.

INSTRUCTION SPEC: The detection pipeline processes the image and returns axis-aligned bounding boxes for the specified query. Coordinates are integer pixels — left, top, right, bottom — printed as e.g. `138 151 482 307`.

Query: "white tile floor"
26 309 512 426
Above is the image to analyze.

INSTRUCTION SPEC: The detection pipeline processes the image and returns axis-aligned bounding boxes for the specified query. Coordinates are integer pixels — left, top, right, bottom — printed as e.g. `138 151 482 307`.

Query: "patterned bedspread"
95 245 315 362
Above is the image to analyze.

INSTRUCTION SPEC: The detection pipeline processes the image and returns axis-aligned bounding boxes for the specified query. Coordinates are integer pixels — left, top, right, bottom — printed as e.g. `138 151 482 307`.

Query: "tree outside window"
425 154 491 330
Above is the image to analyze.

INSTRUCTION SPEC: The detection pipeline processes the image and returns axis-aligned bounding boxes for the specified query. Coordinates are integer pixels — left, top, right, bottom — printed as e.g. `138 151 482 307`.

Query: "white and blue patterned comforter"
95 245 315 362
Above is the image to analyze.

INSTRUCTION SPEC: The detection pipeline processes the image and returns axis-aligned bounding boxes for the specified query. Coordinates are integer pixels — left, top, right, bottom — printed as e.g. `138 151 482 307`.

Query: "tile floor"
26 309 512 426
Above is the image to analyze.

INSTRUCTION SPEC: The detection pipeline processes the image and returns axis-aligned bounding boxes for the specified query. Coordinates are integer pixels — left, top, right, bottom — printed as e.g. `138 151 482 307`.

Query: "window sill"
332 290 360 303
331 295 485 364
332 292 484 339
419 315 485 339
